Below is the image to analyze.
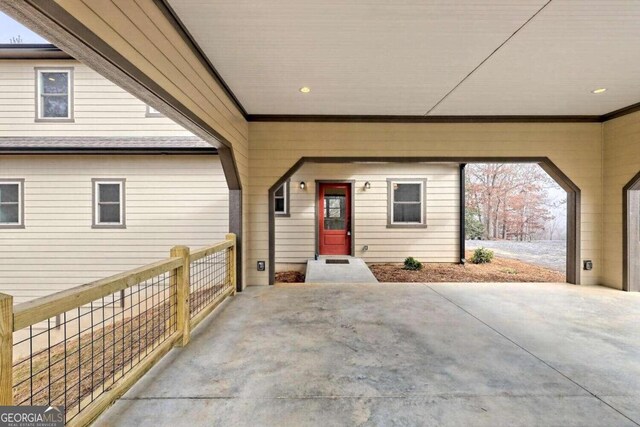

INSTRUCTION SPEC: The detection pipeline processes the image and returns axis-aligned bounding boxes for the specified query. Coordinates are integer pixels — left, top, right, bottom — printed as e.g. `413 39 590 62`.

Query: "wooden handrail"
171 246 191 347
13 257 182 331
0 293 12 405
189 240 233 262
2 233 237 424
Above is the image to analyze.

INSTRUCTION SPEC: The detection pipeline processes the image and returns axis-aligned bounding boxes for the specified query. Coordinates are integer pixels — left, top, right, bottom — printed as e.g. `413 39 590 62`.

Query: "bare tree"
466 163 560 241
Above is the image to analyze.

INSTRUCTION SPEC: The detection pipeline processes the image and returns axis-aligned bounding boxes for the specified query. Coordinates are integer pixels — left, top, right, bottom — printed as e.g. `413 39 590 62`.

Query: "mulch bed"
275 271 305 283
275 253 565 284
369 252 565 283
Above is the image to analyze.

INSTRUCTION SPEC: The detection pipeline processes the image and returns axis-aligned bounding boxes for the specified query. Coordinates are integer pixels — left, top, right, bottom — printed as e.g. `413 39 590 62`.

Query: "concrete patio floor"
95 283 640 426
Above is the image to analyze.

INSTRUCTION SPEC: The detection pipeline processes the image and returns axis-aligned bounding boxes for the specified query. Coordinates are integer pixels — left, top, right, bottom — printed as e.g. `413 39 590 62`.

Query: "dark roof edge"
246 114 603 123
600 102 640 122
0 147 217 155
248 107 640 123
154 0 248 117
0 43 73 59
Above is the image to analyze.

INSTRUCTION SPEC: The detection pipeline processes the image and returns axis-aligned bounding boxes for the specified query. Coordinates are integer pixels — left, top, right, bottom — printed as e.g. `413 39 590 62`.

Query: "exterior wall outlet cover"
257 261 266 271
583 260 593 271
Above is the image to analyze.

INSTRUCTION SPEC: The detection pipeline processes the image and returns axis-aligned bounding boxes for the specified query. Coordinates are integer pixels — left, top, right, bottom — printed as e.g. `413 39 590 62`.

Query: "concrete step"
305 257 379 283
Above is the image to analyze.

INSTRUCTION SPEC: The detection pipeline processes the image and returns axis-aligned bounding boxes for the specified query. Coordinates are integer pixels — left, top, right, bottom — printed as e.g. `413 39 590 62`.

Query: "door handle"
347 231 351 236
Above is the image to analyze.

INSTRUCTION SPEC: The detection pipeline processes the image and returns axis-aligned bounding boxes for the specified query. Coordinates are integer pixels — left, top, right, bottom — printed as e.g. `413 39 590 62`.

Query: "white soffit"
168 0 640 116
431 0 640 116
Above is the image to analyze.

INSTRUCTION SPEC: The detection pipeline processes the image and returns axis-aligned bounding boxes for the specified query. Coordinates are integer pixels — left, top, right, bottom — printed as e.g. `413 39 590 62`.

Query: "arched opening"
464 163 568 282
268 157 580 286
623 171 640 291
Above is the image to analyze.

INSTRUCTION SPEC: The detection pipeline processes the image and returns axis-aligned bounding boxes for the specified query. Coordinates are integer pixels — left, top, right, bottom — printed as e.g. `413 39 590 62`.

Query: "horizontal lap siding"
249 122 603 286
602 111 640 289
55 0 251 284
0 155 228 303
275 163 459 266
0 60 192 136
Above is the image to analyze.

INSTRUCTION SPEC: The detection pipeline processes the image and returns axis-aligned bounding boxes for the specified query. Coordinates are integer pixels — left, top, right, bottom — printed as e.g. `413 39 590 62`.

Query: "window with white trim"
388 179 426 227
0 180 23 227
36 68 73 120
93 179 125 228
274 181 289 216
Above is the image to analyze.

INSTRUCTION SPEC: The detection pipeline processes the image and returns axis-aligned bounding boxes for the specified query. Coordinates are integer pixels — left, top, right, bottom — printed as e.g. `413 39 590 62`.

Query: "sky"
0 11 49 44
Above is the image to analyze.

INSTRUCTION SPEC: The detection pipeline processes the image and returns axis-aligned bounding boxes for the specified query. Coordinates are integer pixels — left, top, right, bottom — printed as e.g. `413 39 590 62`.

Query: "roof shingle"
0 136 216 153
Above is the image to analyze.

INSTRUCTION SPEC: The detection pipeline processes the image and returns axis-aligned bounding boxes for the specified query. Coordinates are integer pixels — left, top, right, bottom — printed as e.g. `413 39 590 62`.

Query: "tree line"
465 163 565 241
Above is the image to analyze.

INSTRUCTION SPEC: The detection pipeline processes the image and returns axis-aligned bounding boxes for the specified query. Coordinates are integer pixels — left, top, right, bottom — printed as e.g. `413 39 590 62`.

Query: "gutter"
0 43 73 59
0 147 218 155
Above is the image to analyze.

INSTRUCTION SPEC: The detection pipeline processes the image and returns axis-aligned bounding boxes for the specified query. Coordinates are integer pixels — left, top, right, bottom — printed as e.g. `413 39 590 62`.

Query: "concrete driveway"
467 240 566 272
95 283 640 426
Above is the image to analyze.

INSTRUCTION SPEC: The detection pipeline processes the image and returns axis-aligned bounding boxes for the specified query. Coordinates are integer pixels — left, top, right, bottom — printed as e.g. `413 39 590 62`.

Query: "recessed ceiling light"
299 87 311 93
591 88 607 94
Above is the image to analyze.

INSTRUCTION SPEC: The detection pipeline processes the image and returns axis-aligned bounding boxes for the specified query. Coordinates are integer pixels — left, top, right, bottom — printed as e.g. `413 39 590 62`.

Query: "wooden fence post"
0 293 13 405
226 233 237 295
170 246 190 347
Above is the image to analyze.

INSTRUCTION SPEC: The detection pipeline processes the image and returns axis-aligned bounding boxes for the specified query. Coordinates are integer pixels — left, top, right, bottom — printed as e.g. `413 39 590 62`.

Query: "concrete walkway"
95 283 640 426
305 257 378 283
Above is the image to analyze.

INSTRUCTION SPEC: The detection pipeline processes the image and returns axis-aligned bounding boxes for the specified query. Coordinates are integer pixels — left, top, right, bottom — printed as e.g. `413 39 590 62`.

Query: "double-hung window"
0 180 24 228
36 68 73 120
93 179 126 228
274 181 290 216
387 179 427 227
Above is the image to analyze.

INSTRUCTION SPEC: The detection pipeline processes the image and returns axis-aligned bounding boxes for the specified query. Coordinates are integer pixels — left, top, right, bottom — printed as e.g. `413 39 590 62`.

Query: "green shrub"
465 210 485 240
403 257 423 271
471 247 494 264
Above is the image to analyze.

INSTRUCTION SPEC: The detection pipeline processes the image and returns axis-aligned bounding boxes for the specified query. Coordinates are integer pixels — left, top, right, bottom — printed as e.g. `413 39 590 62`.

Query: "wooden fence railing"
0 233 237 426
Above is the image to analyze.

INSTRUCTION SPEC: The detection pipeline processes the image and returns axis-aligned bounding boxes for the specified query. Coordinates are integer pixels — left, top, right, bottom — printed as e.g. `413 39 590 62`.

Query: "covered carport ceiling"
167 0 640 117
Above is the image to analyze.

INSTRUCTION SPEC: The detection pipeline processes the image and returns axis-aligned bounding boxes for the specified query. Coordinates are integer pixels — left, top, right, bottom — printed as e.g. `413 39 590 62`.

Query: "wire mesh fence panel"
3 237 235 424
189 248 232 318
11 270 177 423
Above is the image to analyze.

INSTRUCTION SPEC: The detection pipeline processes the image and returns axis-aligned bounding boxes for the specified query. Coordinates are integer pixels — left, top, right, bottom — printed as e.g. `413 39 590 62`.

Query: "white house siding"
0 154 228 303
275 162 459 269
0 60 192 137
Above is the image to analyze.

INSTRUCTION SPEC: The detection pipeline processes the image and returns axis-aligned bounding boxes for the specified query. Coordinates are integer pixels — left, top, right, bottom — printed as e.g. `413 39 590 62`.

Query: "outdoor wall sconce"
299 181 306 190
364 181 371 190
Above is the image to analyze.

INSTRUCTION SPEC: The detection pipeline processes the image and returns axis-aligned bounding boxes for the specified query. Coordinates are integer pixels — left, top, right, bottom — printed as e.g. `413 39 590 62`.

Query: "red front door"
318 183 351 255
